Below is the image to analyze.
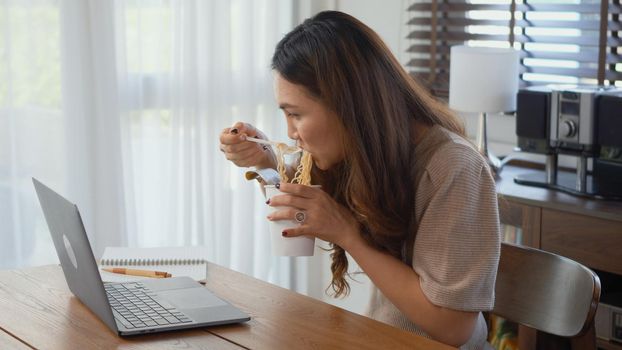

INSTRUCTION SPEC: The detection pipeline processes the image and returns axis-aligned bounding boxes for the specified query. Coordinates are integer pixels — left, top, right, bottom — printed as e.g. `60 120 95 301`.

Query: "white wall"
337 0 404 58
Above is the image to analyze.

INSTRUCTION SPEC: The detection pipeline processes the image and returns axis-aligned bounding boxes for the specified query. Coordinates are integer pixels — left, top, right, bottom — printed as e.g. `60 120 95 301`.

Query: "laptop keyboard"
105 282 193 329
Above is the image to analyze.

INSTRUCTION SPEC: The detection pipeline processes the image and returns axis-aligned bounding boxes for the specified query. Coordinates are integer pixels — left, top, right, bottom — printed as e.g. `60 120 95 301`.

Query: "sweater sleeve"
412 143 500 312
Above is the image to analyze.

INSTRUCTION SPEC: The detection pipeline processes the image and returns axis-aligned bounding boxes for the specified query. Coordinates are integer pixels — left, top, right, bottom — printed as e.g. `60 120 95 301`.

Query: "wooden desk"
0 264 454 350
0 329 29 350
497 165 622 276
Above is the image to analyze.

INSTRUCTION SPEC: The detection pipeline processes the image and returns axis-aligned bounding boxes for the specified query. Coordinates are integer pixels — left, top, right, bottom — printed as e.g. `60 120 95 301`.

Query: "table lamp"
449 45 519 171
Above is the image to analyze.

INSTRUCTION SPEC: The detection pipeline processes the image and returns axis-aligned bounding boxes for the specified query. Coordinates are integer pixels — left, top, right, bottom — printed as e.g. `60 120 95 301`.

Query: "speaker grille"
598 95 622 148
516 90 550 140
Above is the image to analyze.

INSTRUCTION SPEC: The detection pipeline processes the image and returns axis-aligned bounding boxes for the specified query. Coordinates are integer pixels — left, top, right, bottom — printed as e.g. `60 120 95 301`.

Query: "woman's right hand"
219 122 277 169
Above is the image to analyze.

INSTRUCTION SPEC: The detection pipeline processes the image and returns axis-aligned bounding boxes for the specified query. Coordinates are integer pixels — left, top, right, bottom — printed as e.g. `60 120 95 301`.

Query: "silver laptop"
33 178 250 336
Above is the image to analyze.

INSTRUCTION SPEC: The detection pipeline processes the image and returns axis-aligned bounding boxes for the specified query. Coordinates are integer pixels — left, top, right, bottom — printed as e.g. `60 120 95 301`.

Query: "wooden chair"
493 242 601 349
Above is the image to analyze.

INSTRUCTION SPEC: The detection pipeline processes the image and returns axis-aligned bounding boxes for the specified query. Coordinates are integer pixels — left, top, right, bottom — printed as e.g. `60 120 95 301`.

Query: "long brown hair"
271 11 464 297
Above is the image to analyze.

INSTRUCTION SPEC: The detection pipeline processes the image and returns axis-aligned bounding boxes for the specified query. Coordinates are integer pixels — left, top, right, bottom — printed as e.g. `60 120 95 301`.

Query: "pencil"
102 267 172 278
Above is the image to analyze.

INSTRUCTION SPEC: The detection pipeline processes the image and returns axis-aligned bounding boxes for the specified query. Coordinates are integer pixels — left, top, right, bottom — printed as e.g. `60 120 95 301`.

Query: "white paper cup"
265 185 320 256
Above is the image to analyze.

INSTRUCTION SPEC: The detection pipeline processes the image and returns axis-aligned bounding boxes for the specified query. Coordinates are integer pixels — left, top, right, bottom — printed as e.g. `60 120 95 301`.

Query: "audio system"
515 85 622 199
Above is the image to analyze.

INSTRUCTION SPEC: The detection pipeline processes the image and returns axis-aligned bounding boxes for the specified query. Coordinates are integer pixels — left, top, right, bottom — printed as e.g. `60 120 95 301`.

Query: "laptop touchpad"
158 288 228 309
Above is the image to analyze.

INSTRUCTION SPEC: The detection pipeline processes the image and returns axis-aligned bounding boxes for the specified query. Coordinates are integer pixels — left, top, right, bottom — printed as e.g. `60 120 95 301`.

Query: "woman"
219 11 500 349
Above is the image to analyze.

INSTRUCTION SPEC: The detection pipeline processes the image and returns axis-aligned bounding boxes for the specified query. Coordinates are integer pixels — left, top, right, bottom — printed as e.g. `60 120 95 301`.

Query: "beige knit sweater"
365 125 500 350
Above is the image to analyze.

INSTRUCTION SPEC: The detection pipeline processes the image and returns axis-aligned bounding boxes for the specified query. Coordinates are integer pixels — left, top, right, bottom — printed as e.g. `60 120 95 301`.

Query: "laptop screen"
33 178 119 333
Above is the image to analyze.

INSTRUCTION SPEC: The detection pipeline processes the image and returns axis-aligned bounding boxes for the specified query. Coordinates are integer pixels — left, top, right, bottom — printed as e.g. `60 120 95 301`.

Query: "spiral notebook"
99 246 208 283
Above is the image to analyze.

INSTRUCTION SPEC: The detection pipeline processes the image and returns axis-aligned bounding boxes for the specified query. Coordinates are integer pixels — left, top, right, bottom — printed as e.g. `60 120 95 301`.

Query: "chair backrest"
493 243 601 337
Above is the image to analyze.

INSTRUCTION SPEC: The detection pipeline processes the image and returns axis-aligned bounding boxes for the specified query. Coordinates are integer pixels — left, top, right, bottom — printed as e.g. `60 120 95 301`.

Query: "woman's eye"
287 113 300 119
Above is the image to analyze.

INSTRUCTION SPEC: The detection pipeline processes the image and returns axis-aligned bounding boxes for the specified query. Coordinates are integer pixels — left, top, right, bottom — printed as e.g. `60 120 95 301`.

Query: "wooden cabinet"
498 199 541 248
496 165 622 350
540 209 622 276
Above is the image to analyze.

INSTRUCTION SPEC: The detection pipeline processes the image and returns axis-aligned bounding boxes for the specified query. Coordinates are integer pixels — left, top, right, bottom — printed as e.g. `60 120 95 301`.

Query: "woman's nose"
286 121 298 141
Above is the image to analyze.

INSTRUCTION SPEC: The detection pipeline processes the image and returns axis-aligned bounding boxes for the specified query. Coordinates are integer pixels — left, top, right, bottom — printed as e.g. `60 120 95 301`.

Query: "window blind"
405 0 622 97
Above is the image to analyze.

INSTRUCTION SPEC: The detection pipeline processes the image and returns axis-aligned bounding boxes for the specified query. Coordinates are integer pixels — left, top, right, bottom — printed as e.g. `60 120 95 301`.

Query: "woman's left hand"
266 182 360 249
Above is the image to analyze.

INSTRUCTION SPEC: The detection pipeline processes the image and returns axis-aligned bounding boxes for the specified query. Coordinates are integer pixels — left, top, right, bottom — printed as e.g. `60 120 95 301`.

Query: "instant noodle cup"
265 185 320 256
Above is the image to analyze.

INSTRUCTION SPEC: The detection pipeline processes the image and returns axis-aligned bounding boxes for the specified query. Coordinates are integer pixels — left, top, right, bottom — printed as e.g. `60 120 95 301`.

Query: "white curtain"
0 0 336 295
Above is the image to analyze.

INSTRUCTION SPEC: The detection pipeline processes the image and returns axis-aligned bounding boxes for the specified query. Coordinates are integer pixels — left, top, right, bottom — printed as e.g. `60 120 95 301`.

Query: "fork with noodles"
245 136 313 185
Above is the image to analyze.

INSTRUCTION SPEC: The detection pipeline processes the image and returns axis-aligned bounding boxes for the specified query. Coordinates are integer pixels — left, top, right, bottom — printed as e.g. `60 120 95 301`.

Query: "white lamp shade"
449 45 519 113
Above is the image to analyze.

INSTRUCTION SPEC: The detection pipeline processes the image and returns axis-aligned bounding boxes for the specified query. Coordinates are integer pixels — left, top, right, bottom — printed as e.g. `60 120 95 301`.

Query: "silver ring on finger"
294 211 306 224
